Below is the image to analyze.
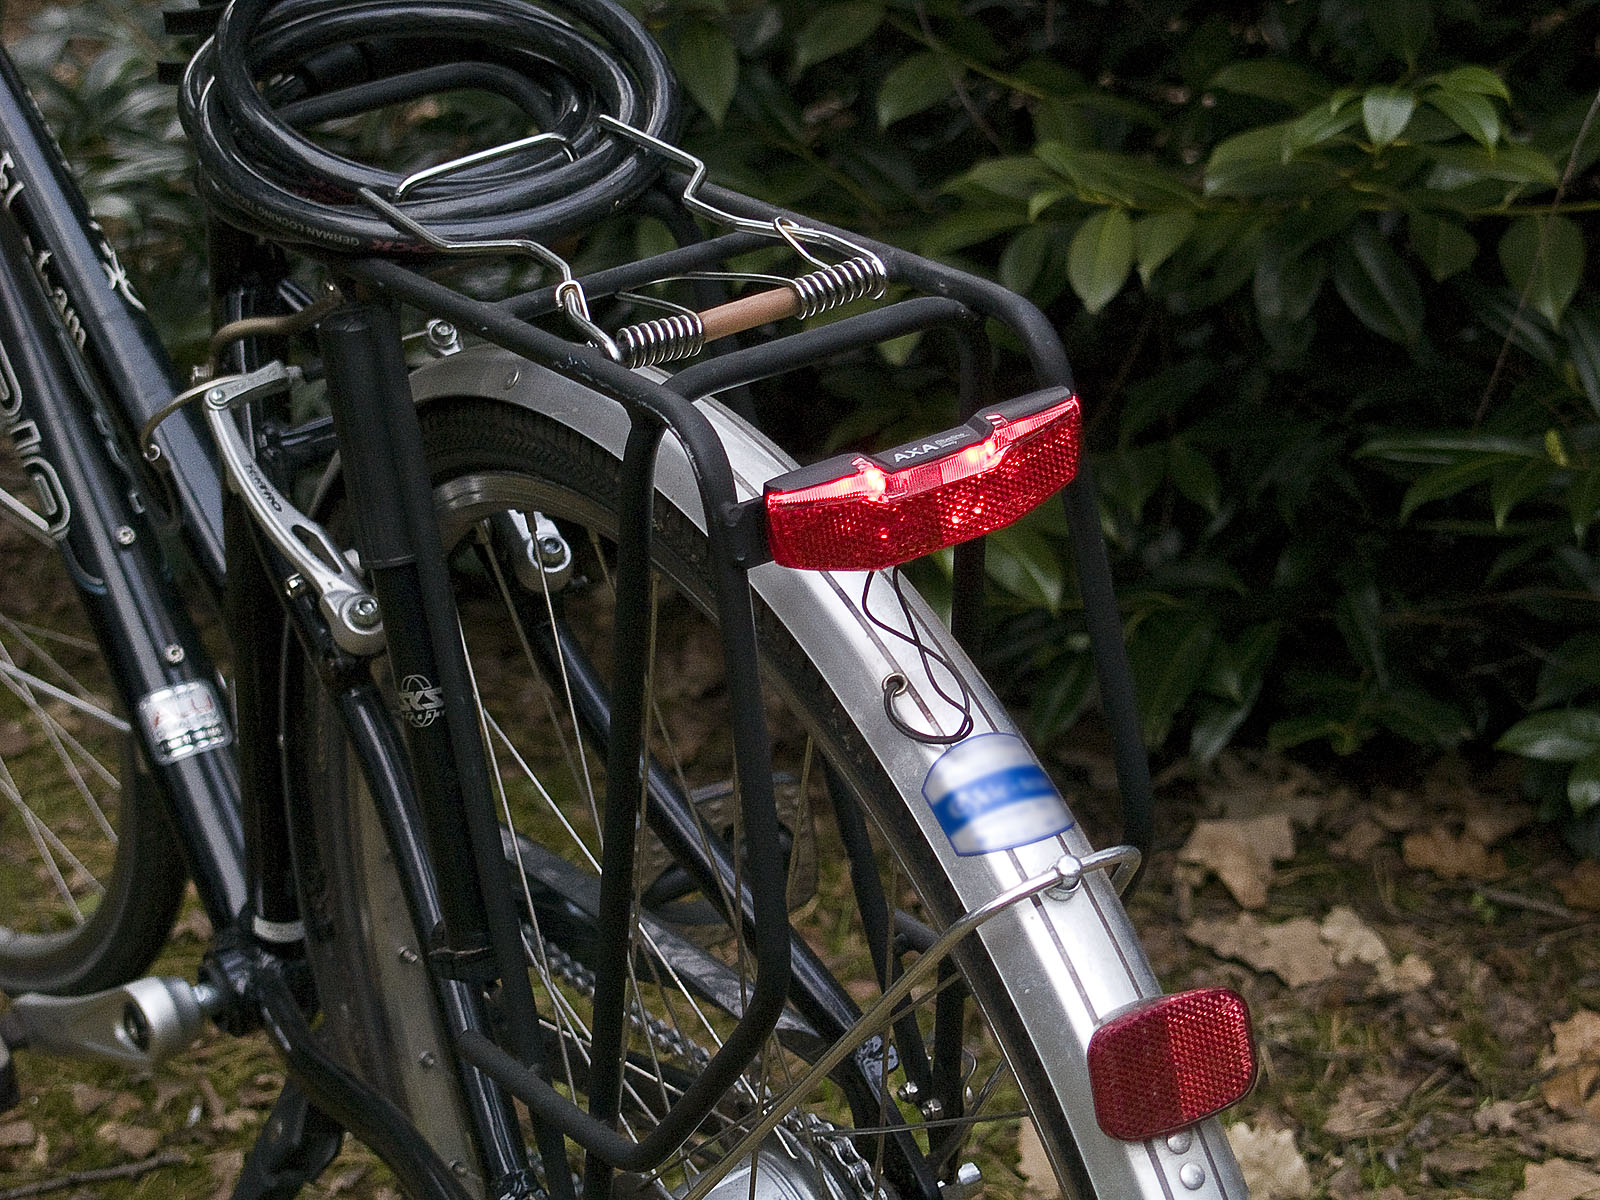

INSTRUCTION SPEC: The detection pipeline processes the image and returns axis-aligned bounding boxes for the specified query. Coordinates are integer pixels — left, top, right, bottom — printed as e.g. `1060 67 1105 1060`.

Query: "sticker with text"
922 732 1073 855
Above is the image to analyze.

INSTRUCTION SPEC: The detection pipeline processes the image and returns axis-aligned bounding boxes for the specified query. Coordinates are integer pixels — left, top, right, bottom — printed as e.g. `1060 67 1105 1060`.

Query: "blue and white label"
922 733 1074 855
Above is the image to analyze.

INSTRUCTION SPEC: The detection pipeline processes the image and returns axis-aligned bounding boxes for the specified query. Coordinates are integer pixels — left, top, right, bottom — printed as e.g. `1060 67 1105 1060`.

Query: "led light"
1086 988 1256 1142
764 391 1081 571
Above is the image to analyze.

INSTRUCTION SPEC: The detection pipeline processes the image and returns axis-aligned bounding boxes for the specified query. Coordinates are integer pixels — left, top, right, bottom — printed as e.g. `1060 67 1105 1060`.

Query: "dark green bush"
15 1 1600 813
641 0 1600 803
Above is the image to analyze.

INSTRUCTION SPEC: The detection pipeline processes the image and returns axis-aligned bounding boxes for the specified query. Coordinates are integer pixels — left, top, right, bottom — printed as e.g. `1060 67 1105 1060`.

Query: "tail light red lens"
1087 987 1256 1142
762 388 1081 571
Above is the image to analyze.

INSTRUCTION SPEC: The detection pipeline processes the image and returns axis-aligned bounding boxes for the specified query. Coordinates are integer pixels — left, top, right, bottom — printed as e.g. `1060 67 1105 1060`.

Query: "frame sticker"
922 732 1073 856
138 680 231 764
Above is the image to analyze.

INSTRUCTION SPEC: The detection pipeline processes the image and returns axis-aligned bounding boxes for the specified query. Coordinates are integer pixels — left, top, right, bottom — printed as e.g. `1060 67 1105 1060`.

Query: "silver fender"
409 346 1248 1200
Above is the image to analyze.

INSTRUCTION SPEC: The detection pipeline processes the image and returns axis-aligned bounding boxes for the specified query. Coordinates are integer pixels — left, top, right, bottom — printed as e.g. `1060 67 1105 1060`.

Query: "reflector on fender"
1086 987 1256 1142
762 388 1081 571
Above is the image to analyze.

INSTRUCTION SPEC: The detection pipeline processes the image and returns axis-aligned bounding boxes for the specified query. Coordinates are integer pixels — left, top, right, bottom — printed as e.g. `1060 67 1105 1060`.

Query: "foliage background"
10 0 1600 825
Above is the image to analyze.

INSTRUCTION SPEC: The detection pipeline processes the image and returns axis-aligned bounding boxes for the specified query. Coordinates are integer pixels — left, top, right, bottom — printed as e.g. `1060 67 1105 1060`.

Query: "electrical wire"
178 0 680 253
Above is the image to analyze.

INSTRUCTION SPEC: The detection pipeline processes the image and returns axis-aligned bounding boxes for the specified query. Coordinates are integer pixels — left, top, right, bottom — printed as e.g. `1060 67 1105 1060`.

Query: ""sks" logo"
397 674 445 728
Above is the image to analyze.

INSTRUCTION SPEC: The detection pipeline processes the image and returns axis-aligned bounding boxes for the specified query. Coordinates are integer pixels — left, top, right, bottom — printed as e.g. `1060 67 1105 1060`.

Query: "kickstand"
231 1080 344 1200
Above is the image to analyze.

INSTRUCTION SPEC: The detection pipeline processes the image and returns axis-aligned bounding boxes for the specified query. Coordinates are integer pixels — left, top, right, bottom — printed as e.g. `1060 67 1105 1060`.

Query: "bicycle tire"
286 359 1243 1200
0 454 186 997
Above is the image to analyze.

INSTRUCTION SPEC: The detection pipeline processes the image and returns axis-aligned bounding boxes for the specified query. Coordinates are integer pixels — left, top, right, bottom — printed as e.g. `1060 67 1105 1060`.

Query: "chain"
538 943 888 1200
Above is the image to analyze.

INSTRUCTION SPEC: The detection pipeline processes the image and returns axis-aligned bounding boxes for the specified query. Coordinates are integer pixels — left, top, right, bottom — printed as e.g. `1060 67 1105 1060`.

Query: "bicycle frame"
0 22 1245 1200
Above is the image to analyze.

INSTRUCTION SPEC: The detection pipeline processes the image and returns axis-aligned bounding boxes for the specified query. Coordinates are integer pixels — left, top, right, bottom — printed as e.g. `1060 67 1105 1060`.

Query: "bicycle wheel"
0 451 186 996
286 358 1243 1200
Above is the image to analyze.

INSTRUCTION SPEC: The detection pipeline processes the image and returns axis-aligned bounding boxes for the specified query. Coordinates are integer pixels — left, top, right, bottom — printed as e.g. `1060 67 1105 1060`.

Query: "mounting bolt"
418 1051 438 1069
896 1080 920 1103
205 387 226 406
114 526 136 545
919 1097 944 1120
538 536 566 566
163 644 185 664
398 946 419 964
940 1162 981 1200
284 574 307 598
348 595 381 629
450 1161 469 1178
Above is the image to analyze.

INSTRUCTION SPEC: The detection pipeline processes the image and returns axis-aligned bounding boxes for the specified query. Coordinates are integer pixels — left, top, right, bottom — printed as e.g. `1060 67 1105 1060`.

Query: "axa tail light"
762 387 1081 571
1086 987 1256 1142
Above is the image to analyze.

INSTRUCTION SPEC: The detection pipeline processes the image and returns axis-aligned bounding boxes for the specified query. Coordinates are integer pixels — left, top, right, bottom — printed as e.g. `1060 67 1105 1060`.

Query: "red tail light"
762 388 1081 571
1087 988 1256 1142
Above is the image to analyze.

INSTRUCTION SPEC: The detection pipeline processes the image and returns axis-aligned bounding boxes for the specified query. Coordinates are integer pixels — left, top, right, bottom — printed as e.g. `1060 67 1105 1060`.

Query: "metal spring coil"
617 311 706 369
790 256 888 319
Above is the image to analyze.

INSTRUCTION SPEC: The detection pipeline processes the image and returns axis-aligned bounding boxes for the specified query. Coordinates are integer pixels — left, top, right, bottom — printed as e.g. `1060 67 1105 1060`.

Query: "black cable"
178 0 680 252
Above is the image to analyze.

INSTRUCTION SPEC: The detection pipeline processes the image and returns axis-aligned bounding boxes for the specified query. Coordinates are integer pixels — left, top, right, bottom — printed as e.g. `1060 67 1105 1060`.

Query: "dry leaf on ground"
70 1082 115 1114
1537 1120 1600 1161
1186 906 1434 992
0 1119 36 1149
1186 914 1337 987
1329 816 1388 860
1324 1074 1414 1138
1178 812 1296 908
96 1121 162 1158
209 1148 245 1200
1516 1159 1600 1200
1541 1011 1600 1123
1203 752 1333 828
1556 861 1600 912
1402 827 1508 881
1224 1123 1313 1199
1462 803 1536 846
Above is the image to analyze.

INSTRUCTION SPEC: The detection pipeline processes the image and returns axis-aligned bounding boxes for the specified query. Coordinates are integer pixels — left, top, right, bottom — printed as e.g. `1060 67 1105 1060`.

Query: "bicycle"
0 3 1257 1199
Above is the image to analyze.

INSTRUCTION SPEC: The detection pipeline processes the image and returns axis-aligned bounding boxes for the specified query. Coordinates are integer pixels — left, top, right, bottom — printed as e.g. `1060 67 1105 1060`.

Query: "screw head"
284 574 307 598
205 387 226 405
163 644 185 664
538 536 566 566
349 595 381 629
418 1051 438 1069
115 525 137 545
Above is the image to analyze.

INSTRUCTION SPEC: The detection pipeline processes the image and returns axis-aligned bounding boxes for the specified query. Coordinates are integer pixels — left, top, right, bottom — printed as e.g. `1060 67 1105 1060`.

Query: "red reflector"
1087 988 1256 1141
764 392 1081 571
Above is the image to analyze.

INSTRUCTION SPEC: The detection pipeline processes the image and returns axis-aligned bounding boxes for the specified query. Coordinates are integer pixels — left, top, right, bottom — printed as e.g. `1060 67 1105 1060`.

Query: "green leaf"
1127 611 1219 746
671 24 739 125
1269 713 1362 756
1535 633 1600 708
1031 647 1095 740
1067 209 1134 315
1567 307 1600 416
1254 248 1327 324
1203 624 1280 705
1427 65 1511 103
1408 212 1477 282
1568 752 1600 814
1362 86 1417 149
1284 101 1363 153
1497 709 1600 761
1335 579 1388 687
1168 440 1221 514
1398 458 1503 520
792 3 883 73
1424 143 1561 189
1189 691 1260 765
1357 431 1539 463
1034 142 1196 208
1332 223 1425 346
1425 88 1500 148
999 223 1073 302
921 208 1029 256
877 52 956 126
1133 210 1196 285
954 155 1058 202
1489 459 1555 528
1499 214 1585 330
1568 466 1600 538
1208 60 1332 108
1206 123 1340 196
1374 688 1470 747
984 525 1064 611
